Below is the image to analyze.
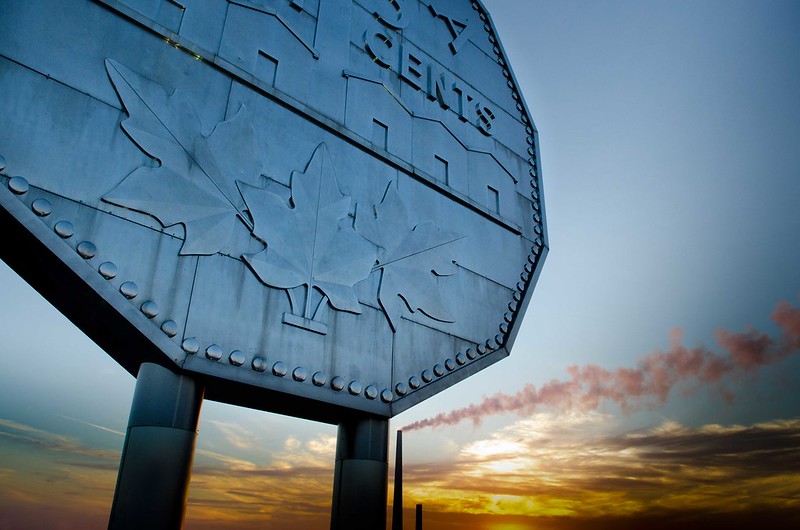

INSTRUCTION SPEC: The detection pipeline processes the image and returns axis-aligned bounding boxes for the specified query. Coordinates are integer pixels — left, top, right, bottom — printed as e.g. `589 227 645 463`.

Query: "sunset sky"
2 1 800 529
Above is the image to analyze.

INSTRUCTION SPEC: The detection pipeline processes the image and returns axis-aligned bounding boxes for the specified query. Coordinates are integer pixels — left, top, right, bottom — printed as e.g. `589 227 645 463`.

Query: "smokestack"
392 430 403 530
415 503 423 530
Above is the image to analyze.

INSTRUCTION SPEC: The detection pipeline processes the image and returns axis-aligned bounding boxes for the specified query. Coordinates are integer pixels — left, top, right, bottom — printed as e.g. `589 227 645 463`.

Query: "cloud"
0 417 118 460
205 420 258 451
400 414 800 528
184 434 338 528
404 298 800 431
55 414 125 437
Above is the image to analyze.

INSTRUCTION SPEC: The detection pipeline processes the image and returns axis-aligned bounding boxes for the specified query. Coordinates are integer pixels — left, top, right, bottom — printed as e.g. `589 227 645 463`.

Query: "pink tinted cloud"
404 298 800 431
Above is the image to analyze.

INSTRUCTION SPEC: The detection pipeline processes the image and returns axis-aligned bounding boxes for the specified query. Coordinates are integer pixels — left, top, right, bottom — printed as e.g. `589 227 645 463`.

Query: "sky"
2 1 800 529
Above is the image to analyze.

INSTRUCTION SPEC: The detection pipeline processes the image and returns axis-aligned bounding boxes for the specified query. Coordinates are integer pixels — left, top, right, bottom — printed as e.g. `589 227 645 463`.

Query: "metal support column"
109 363 204 530
330 416 389 530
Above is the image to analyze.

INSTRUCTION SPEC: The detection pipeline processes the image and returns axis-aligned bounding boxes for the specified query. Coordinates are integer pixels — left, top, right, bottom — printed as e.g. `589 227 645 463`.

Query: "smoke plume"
403 298 800 431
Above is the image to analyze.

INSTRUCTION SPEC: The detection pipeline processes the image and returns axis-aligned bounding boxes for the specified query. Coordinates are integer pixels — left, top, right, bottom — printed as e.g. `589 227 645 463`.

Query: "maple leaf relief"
240 144 377 321
102 59 263 255
356 184 464 332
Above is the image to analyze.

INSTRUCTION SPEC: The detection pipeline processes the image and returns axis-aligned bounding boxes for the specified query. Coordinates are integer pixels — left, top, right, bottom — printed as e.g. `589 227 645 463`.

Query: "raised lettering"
428 2 472 54
364 27 396 68
475 103 496 136
426 63 451 110
400 48 423 89
451 81 473 122
365 0 411 30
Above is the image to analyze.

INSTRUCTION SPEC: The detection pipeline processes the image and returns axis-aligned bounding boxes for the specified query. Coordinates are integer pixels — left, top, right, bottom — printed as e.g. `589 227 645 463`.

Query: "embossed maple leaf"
239 144 377 318
102 59 262 255
356 184 464 332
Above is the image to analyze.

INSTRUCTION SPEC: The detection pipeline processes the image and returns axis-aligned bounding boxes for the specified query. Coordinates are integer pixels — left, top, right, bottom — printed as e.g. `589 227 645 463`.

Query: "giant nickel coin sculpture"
0 0 547 527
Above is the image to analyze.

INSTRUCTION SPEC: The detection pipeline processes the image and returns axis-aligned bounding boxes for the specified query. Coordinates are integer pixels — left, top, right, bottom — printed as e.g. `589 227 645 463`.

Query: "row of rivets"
181 339 392 401
27 187 181 339
4 179 176 338
394 330 510 398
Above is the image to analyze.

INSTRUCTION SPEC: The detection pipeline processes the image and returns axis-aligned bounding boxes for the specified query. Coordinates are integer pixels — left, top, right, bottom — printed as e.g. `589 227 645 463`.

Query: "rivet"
506 79 514 88
516 281 525 292
466 348 477 360
516 102 524 112
182 338 199 354
521 271 530 283
477 343 487 355
528 251 538 263
521 114 529 123
456 352 466 365
479 13 486 21
229 350 245 366
140 301 159 318
312 371 326 386
54 220 74 239
512 92 519 101
8 176 29 195
513 291 522 302
433 364 445 377
533 202 541 212
527 136 535 146
504 312 513 324
527 146 536 157
488 34 496 44
499 322 509 334
531 189 540 201
524 262 533 274
272 361 288 377
348 381 362 395
486 337 499 351
534 224 543 234
293 367 308 382
508 301 518 312
445 358 455 371
483 23 490 31
365 385 379 399
409 376 421 389
119 281 138 299
76 241 97 259
331 376 345 391
381 389 394 402
529 168 537 179
395 382 408 396
495 333 506 346
493 46 500 55
528 157 536 166
0 154 6 171
421 369 433 382
526 126 534 135
252 357 267 372
533 213 541 223
161 320 178 337
535 237 544 247
31 198 52 216
206 344 222 361
503 69 510 78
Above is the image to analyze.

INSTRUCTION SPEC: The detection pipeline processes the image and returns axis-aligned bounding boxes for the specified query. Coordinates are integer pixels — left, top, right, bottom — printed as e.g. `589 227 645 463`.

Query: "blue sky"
2 1 799 528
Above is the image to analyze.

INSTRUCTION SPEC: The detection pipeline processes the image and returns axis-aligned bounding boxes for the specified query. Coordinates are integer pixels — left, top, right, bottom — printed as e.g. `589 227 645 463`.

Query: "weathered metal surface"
0 0 548 421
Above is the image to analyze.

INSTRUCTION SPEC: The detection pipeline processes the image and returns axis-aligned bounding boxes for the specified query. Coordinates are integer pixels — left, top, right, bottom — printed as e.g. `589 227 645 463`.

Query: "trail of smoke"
403 299 800 431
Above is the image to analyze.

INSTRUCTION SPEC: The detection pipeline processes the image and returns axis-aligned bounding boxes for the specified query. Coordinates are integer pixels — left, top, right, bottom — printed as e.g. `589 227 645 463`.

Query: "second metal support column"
330 416 389 530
